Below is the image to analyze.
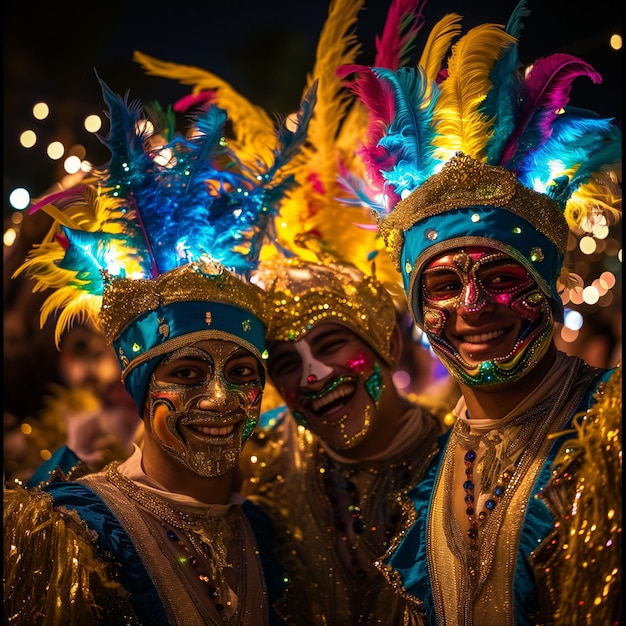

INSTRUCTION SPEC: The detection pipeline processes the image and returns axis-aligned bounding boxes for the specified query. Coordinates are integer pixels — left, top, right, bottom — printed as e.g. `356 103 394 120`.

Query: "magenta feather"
173 90 217 113
340 68 398 194
500 53 603 169
374 0 427 69
28 186 90 216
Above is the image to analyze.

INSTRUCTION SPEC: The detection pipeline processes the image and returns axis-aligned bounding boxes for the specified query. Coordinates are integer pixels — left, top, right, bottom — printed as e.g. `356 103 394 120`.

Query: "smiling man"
3 76 316 625
239 256 448 625
341 4 623 620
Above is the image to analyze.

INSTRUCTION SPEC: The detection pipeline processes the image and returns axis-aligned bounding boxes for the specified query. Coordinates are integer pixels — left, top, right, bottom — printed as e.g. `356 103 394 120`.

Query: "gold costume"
241 404 444 625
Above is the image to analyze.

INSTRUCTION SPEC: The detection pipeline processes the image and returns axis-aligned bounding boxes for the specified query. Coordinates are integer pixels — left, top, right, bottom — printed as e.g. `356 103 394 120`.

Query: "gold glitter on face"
147 339 263 477
268 324 382 452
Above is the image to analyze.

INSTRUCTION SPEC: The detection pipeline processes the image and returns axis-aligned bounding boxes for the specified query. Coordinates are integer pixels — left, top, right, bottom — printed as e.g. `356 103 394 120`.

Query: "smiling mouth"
305 379 356 417
185 422 240 439
461 329 506 343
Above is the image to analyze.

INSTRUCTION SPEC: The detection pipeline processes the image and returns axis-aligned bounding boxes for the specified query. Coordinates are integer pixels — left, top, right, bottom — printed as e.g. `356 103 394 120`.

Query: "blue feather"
371 66 440 198
482 1 529 164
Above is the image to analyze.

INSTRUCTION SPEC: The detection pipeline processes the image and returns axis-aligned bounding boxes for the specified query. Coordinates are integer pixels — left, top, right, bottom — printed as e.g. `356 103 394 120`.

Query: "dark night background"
4 0 622 204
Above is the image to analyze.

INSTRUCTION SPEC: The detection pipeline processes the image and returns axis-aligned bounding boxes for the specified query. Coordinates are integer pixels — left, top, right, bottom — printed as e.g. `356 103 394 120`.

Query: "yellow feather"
299 0 365 198
563 174 622 230
418 13 463 82
133 50 277 170
432 24 516 161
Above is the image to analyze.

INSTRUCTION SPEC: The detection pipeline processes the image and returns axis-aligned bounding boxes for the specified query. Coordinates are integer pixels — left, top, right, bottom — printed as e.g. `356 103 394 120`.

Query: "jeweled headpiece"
339 1 622 326
256 253 398 366
14 76 316 408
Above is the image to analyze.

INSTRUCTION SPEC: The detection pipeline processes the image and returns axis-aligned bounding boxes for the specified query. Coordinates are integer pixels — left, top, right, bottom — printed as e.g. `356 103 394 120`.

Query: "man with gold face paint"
341 4 622 625
4 76 316 625
239 256 447 625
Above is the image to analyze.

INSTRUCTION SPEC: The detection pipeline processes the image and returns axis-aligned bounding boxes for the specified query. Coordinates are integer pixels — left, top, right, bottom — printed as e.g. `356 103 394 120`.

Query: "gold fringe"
544 362 622 625
4 482 136 625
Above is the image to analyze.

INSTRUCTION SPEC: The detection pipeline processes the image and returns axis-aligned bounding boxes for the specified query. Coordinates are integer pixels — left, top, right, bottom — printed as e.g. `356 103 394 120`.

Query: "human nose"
456 275 493 316
299 357 334 387
196 376 239 412
296 342 334 387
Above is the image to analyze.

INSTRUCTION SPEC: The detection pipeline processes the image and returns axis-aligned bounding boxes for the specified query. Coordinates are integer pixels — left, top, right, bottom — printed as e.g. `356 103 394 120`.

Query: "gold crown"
99 259 266 343
379 153 568 270
259 257 397 366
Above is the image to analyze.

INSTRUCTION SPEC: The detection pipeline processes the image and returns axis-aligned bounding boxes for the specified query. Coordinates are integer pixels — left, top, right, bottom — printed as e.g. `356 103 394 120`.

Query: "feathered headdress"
338 0 622 326
133 0 431 364
14 75 316 408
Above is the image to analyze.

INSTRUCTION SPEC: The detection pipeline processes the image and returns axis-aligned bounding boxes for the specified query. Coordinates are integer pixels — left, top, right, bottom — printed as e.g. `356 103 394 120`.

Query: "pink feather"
173 90 217 113
500 53 602 167
374 0 427 69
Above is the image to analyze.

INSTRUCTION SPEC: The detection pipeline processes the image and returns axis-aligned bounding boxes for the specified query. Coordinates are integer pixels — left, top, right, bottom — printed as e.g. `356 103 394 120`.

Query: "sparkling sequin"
378 154 568 270
259 257 397 366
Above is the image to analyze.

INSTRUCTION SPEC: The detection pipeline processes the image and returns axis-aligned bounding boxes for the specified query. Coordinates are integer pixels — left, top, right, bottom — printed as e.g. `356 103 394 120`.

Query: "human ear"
387 322 404 368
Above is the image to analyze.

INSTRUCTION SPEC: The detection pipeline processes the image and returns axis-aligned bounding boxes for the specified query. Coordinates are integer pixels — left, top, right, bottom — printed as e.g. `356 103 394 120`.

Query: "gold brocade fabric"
425 358 604 626
4 465 269 626
83 468 269 626
240 405 442 626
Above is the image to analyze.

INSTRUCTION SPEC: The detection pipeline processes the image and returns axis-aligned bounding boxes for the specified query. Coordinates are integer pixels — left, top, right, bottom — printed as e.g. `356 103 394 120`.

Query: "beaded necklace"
456 392 562 542
462 449 515 540
321 456 368 581
105 463 239 619
319 450 407 584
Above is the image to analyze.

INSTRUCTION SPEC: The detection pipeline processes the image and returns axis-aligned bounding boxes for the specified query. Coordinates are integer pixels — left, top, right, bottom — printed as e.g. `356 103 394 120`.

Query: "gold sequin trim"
380 153 568 270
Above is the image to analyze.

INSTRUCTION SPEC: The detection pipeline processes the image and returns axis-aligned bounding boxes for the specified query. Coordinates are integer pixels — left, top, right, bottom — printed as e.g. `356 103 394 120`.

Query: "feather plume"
500 53 603 169
417 13 463 82
14 75 315 345
482 0 529 164
133 50 277 170
432 23 517 161
288 0 365 222
370 66 440 199
374 0 427 70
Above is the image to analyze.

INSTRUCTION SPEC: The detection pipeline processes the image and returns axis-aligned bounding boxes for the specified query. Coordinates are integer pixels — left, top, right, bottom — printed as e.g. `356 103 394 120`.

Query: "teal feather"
370 66 440 201
482 0 529 164
268 81 318 177
520 110 622 207
56 227 139 295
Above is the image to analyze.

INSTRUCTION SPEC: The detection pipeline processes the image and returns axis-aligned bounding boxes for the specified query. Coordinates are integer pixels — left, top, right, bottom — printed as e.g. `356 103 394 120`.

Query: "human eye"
316 335 348 355
311 327 352 356
423 270 462 299
226 355 261 383
268 352 300 379
479 262 529 290
155 359 209 385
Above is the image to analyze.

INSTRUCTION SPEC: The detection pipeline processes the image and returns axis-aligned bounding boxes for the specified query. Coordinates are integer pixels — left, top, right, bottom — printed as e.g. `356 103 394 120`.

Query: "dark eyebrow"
312 326 349 342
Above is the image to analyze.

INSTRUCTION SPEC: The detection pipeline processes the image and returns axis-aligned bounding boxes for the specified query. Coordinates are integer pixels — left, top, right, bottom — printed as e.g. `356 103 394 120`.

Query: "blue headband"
113 300 266 410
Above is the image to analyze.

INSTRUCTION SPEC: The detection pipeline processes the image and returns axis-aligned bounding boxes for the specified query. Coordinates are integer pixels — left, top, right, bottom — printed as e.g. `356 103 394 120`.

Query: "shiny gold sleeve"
4 482 136 626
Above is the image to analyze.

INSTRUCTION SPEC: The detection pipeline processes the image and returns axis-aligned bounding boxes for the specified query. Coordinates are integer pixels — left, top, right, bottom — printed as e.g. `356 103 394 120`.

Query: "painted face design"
420 247 554 386
268 324 383 451
147 339 263 477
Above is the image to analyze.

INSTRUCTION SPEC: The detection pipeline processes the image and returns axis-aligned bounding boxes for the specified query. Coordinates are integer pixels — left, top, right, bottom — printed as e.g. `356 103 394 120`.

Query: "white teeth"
190 424 234 436
311 384 355 413
462 330 504 343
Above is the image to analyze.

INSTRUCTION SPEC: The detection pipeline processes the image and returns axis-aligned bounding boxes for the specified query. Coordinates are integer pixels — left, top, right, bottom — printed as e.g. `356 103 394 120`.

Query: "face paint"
268 324 383 451
295 340 334 386
420 247 554 386
148 340 263 477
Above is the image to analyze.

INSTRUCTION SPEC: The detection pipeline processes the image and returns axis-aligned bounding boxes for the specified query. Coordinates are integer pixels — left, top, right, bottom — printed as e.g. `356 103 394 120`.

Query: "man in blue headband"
4 76 316 625
341 4 622 624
